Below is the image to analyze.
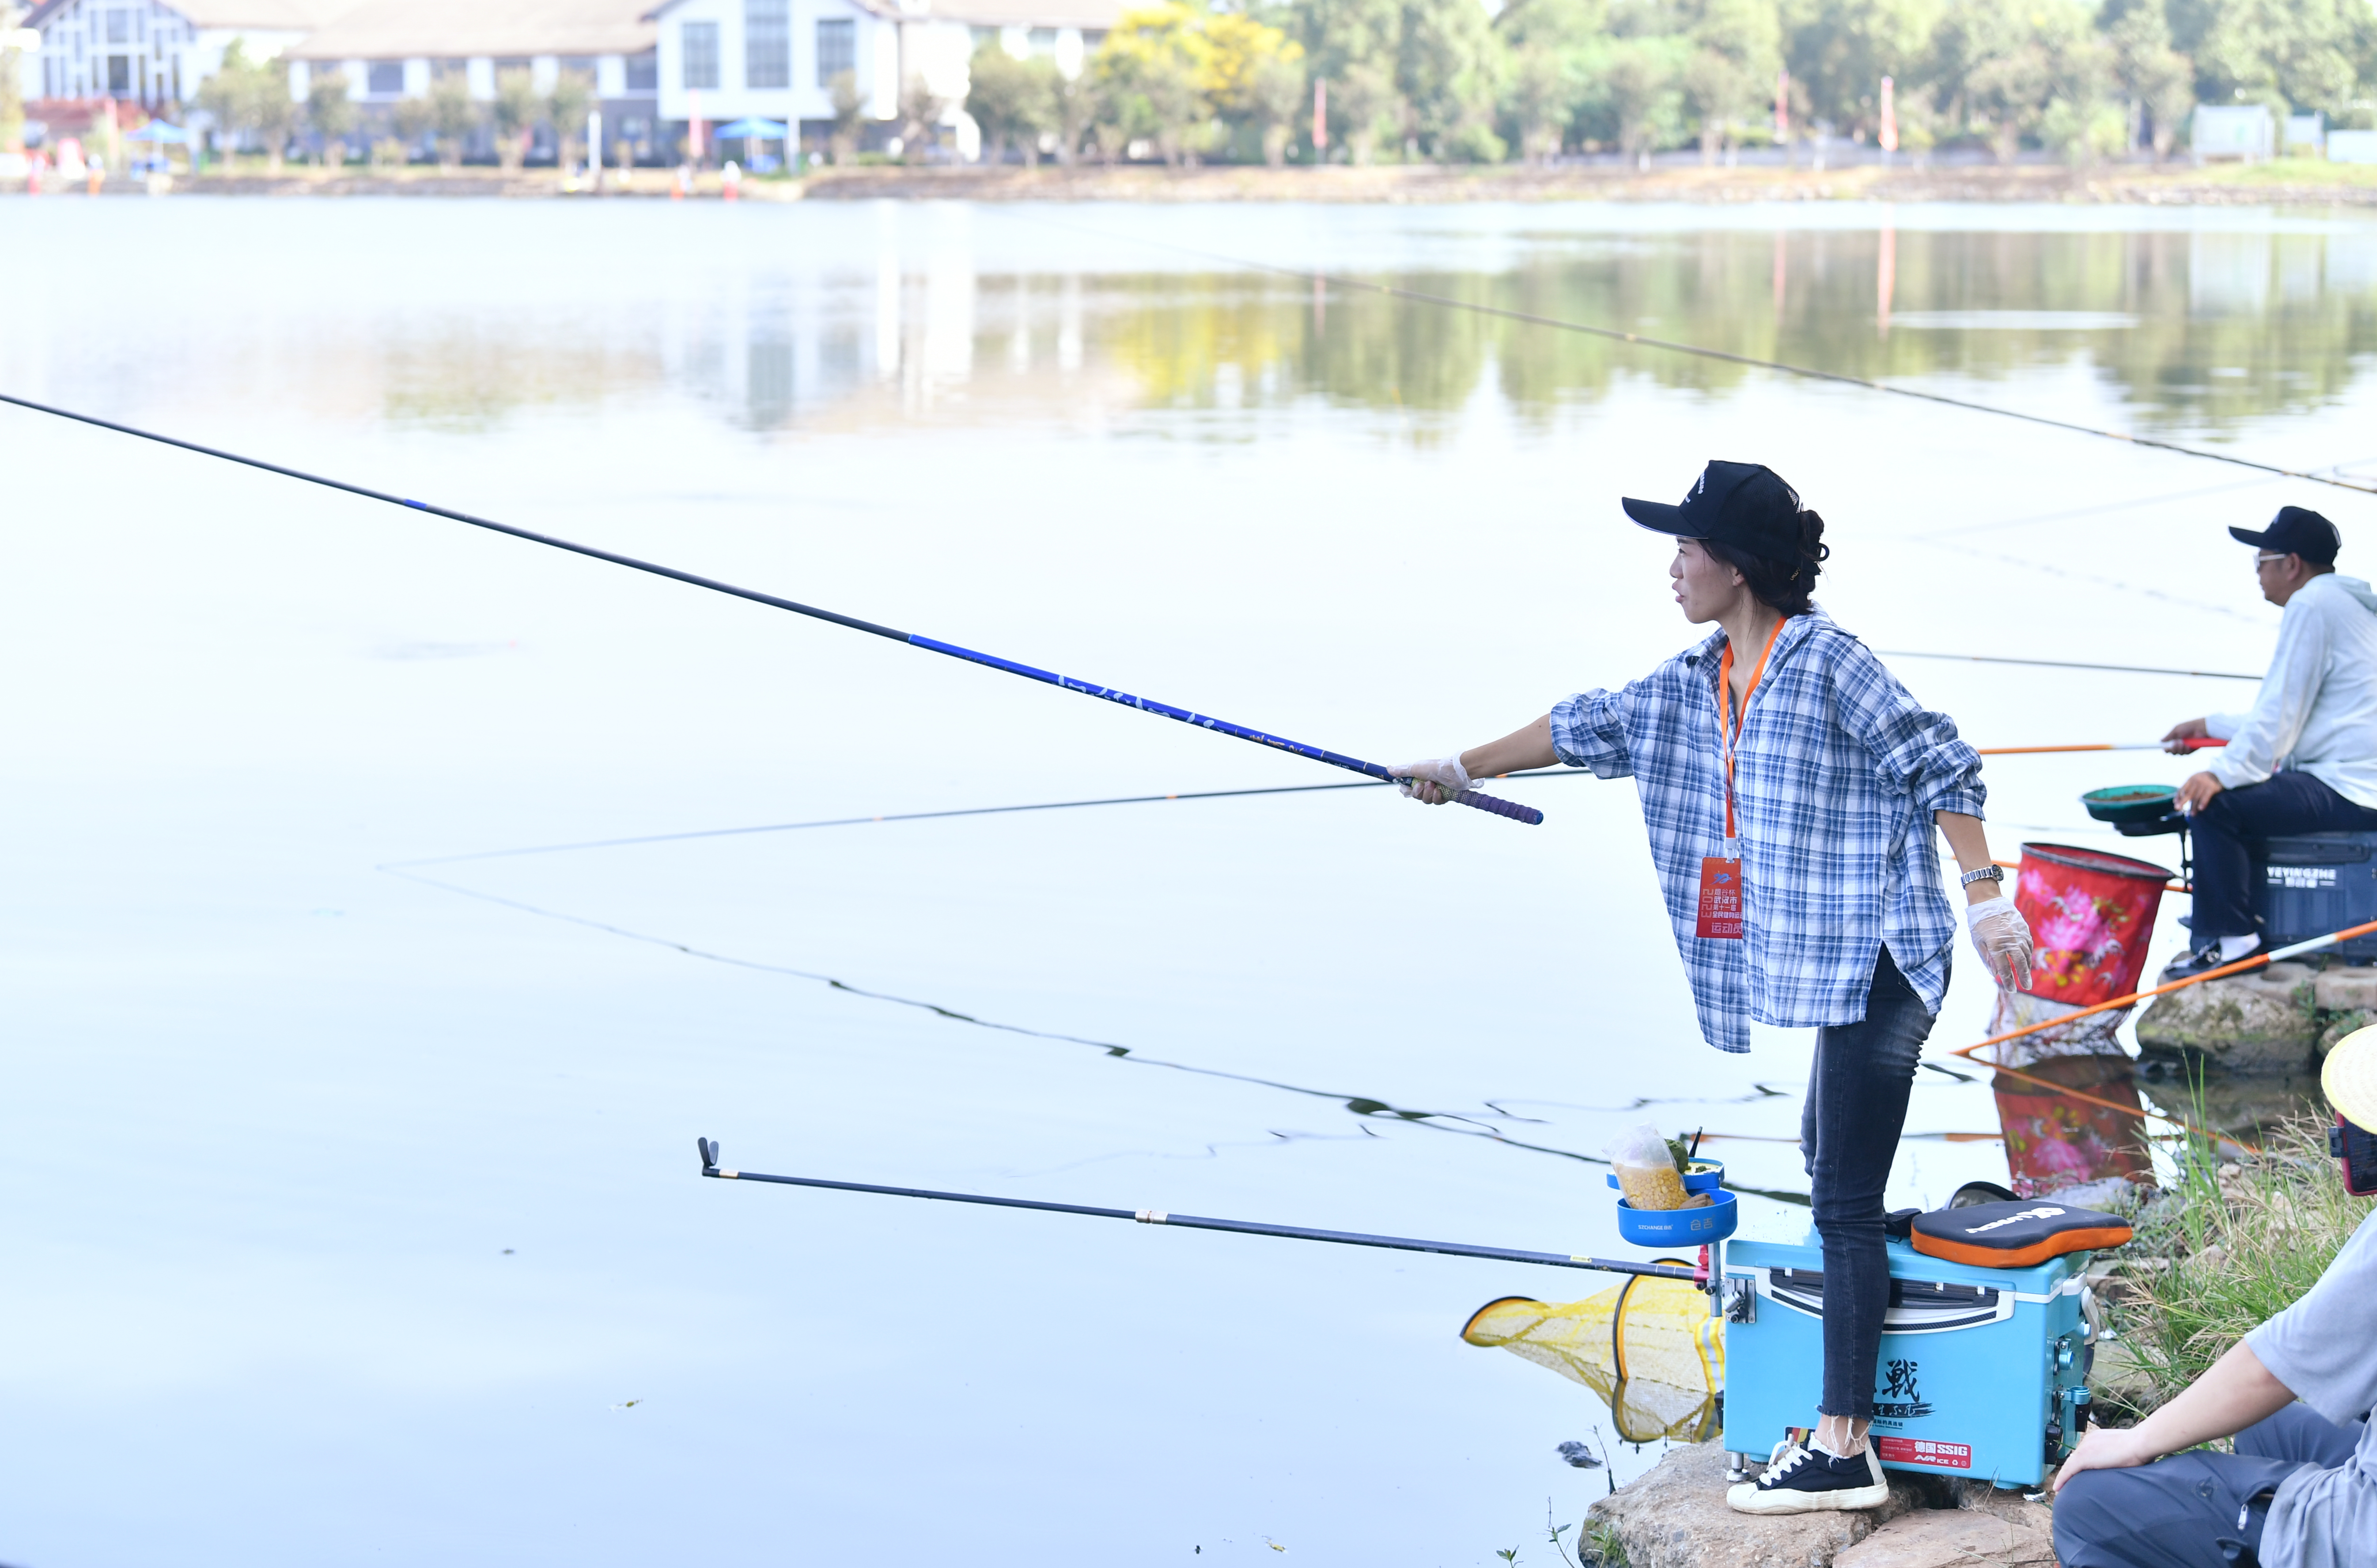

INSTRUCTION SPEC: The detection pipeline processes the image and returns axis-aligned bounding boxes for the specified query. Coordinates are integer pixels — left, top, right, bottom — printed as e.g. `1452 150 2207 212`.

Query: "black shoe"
2159 940 2258 982
1724 1440 1890 1515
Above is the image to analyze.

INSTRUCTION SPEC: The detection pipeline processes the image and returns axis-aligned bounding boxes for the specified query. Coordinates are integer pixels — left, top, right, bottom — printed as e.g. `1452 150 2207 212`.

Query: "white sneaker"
1724 1439 1890 1515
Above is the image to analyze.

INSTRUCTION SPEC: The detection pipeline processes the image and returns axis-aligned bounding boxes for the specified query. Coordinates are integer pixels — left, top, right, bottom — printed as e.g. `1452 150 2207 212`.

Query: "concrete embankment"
26 159 2377 204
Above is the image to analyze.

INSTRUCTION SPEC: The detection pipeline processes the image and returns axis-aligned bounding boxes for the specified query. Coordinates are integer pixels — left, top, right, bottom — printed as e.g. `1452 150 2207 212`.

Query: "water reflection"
340 223 2377 440
381 851 1831 1204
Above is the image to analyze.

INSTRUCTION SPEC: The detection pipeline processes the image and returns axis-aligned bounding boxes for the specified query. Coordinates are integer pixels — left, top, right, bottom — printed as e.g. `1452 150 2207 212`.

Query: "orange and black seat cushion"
1905 1200 2133 1269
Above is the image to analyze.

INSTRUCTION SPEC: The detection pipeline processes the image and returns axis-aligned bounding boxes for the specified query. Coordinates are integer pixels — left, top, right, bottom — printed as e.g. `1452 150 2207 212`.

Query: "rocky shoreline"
23 160 2377 205
1584 1444 2057 1568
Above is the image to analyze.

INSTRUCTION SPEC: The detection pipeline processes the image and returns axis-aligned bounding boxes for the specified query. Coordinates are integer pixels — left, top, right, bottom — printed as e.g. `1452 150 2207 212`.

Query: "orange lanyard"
1717 616 1790 854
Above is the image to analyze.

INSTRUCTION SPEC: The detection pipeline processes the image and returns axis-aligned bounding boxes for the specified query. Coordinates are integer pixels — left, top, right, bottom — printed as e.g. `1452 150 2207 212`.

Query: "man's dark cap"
2230 506 2340 564
1622 461 1806 558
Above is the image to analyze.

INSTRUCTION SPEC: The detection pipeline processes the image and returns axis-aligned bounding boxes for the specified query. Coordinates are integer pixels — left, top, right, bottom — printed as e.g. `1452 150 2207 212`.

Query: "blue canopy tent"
713 116 792 173
125 119 192 174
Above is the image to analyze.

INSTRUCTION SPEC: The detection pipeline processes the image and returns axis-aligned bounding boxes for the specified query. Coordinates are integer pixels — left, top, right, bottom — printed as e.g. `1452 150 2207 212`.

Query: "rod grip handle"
1453 788 1544 826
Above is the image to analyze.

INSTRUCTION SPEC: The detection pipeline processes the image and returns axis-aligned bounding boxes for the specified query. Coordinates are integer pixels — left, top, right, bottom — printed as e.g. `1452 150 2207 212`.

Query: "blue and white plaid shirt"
1550 606 1987 1053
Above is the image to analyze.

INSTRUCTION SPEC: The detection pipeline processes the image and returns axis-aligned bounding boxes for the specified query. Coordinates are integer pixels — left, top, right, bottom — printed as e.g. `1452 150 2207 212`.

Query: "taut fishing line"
378 861 1826 1200
1002 211 2377 498
402 713 2222 868
18 295 2222 1190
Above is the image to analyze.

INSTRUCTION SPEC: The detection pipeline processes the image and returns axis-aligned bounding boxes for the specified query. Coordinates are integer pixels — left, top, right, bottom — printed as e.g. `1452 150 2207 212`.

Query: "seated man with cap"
2050 1024 2377 1568
2161 507 2377 978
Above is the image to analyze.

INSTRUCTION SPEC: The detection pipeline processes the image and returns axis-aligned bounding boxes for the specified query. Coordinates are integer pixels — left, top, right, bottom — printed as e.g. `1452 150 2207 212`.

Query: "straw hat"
2322 1024 2377 1129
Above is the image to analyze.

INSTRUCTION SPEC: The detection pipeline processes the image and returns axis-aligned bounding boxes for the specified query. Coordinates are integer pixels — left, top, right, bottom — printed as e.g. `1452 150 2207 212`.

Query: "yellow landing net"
1461 1270 1725 1444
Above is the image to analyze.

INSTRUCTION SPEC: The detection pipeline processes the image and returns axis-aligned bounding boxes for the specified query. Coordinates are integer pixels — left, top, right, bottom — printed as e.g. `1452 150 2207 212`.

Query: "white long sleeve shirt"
2207 572 2377 808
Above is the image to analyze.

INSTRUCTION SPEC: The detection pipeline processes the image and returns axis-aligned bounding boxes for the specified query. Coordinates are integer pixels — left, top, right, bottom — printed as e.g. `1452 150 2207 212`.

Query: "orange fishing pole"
1977 738 2228 756
1943 915 2377 1153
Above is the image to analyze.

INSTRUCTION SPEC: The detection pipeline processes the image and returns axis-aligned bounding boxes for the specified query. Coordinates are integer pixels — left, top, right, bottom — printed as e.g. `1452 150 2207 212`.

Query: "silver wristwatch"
1960 865 2006 889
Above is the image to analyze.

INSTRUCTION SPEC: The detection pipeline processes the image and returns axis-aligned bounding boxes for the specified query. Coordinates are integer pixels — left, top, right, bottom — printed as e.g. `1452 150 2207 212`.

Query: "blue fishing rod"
0 391 1540 827
695 1140 1703 1282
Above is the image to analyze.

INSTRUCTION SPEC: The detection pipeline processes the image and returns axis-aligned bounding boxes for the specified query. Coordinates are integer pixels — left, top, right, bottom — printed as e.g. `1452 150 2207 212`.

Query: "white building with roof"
284 0 664 159
642 0 1117 152
24 0 355 107
643 0 901 134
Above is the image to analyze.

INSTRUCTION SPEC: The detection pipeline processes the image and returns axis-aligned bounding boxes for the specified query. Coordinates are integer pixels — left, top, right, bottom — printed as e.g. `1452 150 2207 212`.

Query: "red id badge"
1696 857 1744 939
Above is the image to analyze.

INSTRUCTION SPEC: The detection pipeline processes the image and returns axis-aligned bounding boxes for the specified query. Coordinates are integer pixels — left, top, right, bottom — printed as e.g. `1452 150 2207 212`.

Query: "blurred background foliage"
964 0 2377 169
1081 227 2377 436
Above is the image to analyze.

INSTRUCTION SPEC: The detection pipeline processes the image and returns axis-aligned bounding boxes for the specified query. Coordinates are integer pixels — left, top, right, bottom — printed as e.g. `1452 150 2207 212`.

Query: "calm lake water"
4 196 2374 1567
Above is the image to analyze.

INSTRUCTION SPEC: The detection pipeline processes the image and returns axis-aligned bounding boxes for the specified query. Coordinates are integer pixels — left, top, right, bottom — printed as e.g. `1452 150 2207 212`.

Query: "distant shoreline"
24 159 2377 206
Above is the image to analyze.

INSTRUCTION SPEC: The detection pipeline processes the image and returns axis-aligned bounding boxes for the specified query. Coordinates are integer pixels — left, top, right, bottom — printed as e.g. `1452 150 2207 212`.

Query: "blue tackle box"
1721 1233 2095 1489
2257 831 2377 960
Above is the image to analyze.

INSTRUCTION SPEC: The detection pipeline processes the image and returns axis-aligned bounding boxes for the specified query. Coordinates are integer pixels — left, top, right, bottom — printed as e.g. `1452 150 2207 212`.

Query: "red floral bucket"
2014 843 2174 1009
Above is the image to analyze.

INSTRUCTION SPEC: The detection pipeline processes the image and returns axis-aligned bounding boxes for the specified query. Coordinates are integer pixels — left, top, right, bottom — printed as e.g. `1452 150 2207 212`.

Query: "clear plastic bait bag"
1606 1122 1688 1211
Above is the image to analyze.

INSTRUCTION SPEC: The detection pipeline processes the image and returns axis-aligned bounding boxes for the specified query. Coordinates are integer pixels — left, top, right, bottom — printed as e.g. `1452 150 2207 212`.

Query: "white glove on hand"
1394 756 1470 805
1966 895 2037 992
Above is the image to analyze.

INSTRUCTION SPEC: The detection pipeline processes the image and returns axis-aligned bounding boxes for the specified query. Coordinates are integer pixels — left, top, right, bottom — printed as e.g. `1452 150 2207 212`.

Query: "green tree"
492 66 540 171
1495 0 1605 158
307 69 356 167
1684 0 1781 162
0 27 27 153
1329 59 1397 161
197 39 295 172
1601 36 1686 166
2108 0 2194 157
549 68 595 169
1934 0 2052 159
1682 48 1751 162
1050 65 1096 162
428 71 479 171
1290 0 1401 95
2037 28 2122 164
1091 5 1215 164
898 72 951 162
391 94 435 162
828 68 870 163
1245 49 1310 164
2191 0 2366 121
1396 0 1508 154
1780 0 1936 138
1287 0 1403 158
968 43 1058 162
1506 42 1579 160
1205 10 1306 162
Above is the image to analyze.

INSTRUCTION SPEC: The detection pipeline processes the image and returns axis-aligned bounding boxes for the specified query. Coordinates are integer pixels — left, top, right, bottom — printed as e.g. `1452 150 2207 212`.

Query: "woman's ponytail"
1708 507 1828 616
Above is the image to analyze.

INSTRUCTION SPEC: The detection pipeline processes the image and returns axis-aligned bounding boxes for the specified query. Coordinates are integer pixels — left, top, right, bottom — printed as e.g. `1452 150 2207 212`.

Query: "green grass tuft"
1576 1521 1628 1567
2109 1112 2370 1410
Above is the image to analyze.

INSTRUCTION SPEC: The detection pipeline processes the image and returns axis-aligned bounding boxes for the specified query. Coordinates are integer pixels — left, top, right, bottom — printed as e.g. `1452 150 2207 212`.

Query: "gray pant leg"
2054 1451 2306 1568
2236 1402 2362 1470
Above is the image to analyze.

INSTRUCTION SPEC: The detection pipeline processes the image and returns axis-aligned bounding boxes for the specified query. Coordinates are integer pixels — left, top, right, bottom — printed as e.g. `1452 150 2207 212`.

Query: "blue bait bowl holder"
1615 1188 1739 1246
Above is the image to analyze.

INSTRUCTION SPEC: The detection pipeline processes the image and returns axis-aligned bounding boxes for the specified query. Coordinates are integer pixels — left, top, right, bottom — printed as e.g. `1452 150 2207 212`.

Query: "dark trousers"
1798 945 1933 1419
2191 771 2377 944
2054 1403 2361 1568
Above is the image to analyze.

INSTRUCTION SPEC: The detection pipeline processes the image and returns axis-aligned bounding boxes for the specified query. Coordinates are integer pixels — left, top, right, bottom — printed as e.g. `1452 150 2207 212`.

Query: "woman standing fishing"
1396 461 2036 1515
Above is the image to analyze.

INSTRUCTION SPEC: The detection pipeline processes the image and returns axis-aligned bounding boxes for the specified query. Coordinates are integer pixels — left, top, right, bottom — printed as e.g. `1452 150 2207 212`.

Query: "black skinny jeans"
2190 770 2377 944
1798 945 1934 1420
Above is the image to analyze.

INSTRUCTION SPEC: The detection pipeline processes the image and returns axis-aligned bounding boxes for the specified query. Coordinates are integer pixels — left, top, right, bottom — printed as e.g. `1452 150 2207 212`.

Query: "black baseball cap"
1623 461 1806 559
2230 506 2340 564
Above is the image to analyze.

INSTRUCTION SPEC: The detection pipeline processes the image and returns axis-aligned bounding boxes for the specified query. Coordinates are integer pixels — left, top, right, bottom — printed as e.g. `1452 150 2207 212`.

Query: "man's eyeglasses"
2256 553 2292 571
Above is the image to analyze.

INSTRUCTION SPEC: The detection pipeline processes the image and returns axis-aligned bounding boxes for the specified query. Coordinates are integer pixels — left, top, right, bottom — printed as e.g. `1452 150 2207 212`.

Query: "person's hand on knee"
2176 771 2226 814
2052 1423 2157 1491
